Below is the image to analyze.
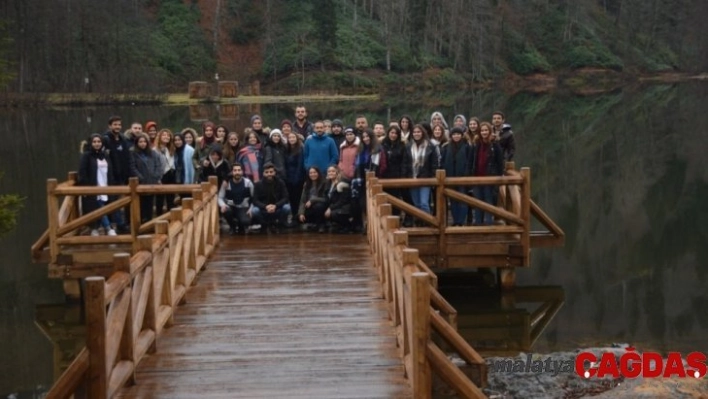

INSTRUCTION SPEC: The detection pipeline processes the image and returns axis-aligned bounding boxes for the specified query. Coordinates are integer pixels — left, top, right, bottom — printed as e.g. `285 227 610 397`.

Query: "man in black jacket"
102 115 132 233
251 163 291 233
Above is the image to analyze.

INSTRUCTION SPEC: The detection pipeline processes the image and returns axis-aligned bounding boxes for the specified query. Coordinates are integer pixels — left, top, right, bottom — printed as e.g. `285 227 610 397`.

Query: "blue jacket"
303 134 339 174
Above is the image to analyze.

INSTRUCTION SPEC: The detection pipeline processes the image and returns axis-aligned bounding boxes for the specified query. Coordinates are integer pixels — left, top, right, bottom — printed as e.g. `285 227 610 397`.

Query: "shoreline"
1 70 706 108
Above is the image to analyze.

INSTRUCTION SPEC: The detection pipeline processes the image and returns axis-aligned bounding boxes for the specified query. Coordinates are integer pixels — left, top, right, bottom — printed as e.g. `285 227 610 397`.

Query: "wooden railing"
365 164 564 288
31 173 218 265
43 179 220 399
366 180 489 399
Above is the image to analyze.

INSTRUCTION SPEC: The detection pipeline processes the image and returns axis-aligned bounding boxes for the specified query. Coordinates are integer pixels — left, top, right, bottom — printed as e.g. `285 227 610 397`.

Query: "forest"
1 0 707 94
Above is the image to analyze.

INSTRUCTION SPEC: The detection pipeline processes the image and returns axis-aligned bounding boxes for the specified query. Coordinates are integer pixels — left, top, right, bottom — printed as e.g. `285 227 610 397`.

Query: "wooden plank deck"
116 233 412 399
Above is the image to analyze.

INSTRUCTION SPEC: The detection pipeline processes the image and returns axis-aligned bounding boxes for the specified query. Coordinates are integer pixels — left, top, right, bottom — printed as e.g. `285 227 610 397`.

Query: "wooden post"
392 230 408 330
384 215 399 304
520 167 531 267
85 277 107 398
192 189 205 260
155 221 174 328
181 199 197 275
47 179 59 263
129 177 141 254
208 176 220 246
411 271 432 399
138 235 158 354
435 169 447 268
113 253 136 385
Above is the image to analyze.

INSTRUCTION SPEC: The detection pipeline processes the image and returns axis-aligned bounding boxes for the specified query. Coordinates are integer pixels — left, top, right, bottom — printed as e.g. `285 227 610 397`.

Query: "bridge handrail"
44 180 220 399
32 174 219 264
365 175 489 399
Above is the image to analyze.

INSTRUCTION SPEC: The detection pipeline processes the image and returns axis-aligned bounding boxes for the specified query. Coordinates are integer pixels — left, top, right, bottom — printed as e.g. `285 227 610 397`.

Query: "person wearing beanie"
265 129 287 178
251 114 269 145
328 119 346 148
441 126 471 226
145 121 158 145
280 119 293 136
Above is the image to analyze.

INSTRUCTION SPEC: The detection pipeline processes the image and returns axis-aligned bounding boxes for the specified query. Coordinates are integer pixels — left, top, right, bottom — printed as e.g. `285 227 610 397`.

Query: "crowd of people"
77 106 516 236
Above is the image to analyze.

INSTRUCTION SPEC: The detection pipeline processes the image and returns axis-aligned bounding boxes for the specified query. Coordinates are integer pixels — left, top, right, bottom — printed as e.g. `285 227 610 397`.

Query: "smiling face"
480 124 491 140
326 166 337 180
492 113 504 127
387 128 399 141
248 133 258 145
314 122 325 136
216 127 227 139
282 124 292 135
227 134 239 147
308 167 319 181
160 131 171 144
271 134 281 144
287 133 298 146
204 126 214 138
468 120 478 132
232 165 243 180
183 132 194 146
432 114 443 127
432 125 444 139
252 118 262 130
174 135 184 148
136 136 148 149
362 132 371 145
91 137 103 151
295 107 307 122
400 118 410 131
412 127 423 141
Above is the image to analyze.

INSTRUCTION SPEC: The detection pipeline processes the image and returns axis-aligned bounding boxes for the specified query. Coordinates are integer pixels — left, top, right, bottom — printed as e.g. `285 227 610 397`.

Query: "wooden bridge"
32 164 563 399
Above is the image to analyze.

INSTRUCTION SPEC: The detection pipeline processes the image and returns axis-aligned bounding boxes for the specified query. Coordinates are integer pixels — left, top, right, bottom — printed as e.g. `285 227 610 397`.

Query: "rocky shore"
481 346 708 399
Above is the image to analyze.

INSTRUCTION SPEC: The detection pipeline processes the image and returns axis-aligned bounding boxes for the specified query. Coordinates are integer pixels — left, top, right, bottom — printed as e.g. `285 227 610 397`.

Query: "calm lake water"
1 82 708 395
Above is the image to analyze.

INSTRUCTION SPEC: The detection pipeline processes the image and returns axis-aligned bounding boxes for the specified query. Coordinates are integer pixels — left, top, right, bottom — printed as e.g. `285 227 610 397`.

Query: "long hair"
222 132 241 163
360 130 381 153
411 124 429 143
474 122 494 144
286 132 304 154
382 125 402 147
304 166 324 190
467 117 481 144
154 128 175 155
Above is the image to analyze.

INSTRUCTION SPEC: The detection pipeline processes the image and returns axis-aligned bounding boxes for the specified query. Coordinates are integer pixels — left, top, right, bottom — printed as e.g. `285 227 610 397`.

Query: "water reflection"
2 82 708 394
437 272 564 356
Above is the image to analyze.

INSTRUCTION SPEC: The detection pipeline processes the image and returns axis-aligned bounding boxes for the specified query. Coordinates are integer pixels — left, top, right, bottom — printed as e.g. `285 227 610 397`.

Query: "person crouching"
251 162 291 234
218 163 254 235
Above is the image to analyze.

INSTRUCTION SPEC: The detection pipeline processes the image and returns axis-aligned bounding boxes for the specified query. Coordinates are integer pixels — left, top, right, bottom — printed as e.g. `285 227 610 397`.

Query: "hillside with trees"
1 0 706 94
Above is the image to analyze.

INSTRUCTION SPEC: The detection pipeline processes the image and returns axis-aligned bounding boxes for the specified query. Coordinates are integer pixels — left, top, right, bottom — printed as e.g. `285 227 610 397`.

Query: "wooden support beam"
426 342 487 399
376 177 437 188
47 179 60 263
443 188 525 226
444 175 523 186
385 194 438 227
57 197 131 236
85 277 107 398
436 170 447 268
410 271 431 399
520 168 531 266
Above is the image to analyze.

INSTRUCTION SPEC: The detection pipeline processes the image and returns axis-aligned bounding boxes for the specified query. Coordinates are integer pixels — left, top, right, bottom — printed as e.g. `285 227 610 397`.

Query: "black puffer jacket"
381 138 411 179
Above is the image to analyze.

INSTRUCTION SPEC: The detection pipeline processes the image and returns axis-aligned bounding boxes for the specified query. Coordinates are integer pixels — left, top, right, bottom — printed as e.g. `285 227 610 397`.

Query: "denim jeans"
409 186 432 214
472 185 496 225
450 187 469 225
96 200 112 229
251 203 292 226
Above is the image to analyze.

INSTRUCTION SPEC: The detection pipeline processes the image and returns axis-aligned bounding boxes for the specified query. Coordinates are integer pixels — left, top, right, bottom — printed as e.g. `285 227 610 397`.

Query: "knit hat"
269 129 283 139
250 114 262 124
209 144 223 158
280 119 292 129
344 126 355 134
450 127 465 136
145 121 157 131
332 119 344 127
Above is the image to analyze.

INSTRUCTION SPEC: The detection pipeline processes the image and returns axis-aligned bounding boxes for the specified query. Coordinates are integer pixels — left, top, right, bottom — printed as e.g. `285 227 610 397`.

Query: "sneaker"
90 229 99 236
107 229 117 236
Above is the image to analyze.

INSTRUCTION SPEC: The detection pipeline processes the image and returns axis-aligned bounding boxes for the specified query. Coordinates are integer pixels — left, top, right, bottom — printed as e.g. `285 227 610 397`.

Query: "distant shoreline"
1 70 705 107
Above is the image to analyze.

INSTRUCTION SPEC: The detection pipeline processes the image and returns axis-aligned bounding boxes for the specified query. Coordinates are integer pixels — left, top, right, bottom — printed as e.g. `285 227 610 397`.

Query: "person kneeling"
252 162 291 234
298 166 328 233
218 163 254 235
324 166 353 233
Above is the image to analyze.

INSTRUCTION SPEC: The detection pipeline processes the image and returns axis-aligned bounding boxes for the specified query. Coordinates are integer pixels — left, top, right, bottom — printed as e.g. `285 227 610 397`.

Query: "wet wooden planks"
116 233 411 399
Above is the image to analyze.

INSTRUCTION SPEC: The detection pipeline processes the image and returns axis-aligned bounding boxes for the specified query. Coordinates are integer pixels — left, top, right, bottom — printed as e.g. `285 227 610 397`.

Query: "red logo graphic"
575 347 707 379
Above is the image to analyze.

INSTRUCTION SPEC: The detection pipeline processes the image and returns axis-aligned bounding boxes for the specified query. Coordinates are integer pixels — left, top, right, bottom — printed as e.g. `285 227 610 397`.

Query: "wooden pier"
33 163 563 399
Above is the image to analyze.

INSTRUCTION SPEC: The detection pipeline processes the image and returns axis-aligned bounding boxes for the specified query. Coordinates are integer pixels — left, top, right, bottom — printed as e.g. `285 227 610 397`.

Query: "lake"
1 82 707 396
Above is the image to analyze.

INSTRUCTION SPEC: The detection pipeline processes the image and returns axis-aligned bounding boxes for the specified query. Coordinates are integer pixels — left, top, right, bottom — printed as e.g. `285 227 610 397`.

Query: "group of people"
77 107 516 236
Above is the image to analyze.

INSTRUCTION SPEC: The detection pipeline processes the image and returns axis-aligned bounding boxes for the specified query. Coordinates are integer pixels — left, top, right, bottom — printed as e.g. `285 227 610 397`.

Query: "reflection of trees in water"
503 83 708 352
